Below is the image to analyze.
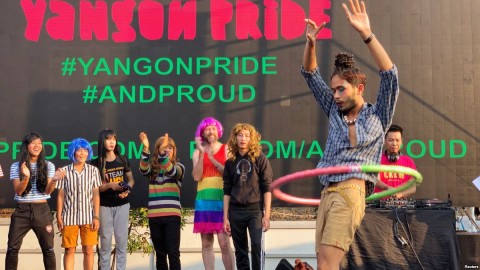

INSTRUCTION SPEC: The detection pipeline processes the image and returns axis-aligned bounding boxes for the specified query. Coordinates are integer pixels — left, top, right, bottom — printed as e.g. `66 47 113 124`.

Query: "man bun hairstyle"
331 52 366 88
334 52 356 71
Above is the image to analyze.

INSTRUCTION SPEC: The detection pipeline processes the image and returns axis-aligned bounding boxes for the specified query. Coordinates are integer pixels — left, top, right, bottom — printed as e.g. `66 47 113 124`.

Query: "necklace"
343 115 357 125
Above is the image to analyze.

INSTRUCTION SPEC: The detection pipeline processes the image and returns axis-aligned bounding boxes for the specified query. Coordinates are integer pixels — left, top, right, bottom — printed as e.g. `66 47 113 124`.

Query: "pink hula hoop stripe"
271 165 423 206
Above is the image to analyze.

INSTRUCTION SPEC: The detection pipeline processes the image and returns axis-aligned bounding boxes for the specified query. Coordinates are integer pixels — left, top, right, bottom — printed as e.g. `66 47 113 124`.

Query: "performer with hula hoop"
300 0 400 268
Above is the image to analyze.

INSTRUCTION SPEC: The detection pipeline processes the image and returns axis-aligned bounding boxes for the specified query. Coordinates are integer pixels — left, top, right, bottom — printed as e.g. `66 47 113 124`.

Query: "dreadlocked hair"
331 52 366 87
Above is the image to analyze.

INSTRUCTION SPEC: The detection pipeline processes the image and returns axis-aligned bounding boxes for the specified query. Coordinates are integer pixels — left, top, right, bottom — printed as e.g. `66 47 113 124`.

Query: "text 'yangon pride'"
21 0 332 42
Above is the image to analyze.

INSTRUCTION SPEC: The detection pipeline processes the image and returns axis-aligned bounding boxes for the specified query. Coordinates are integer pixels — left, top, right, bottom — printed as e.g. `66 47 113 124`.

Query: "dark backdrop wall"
1 0 479 208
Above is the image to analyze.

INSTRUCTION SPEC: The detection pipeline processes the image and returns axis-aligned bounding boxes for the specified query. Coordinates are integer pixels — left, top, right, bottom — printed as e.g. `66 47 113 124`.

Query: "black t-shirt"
92 156 131 207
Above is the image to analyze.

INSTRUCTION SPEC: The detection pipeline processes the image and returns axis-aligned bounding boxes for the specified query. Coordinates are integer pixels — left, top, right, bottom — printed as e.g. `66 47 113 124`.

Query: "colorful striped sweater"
140 151 184 218
193 144 226 233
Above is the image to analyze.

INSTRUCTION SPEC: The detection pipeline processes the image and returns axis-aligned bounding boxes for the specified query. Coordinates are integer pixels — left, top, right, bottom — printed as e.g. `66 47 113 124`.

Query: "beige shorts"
315 184 365 252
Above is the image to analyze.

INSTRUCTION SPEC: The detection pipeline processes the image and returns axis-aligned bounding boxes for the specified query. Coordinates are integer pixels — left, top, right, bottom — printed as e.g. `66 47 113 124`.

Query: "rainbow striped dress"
193 144 226 233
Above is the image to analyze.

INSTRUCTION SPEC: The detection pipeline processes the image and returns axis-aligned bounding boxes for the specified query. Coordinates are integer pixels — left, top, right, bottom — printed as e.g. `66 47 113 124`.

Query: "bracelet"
363 33 375 44
93 216 100 221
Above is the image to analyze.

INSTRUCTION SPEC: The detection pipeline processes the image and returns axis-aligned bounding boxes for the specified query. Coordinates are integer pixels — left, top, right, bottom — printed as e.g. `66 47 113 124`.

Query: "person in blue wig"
56 138 102 270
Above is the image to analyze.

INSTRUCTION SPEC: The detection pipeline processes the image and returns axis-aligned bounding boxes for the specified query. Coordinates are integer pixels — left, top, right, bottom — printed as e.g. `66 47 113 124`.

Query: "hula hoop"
270 165 423 205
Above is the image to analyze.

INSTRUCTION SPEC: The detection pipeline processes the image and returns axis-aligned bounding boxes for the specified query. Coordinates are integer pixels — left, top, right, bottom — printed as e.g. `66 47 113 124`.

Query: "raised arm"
139 132 150 155
139 132 152 175
303 19 326 72
342 0 393 71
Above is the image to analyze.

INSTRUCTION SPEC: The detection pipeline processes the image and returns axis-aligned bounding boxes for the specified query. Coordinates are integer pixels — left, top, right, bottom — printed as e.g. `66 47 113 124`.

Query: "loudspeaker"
275 258 294 270
458 233 480 267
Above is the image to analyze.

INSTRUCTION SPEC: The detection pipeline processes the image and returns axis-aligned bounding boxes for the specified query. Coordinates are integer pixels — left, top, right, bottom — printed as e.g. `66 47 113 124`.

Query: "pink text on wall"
21 0 332 42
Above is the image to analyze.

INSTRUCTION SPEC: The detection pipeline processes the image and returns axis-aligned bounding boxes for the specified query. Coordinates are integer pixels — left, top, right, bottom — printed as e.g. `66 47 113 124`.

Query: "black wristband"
363 34 375 44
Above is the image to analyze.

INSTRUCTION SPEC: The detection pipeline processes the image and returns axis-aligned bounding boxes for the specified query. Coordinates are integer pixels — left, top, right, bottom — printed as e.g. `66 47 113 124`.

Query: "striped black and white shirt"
10 161 55 202
56 163 101 226
301 65 399 190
